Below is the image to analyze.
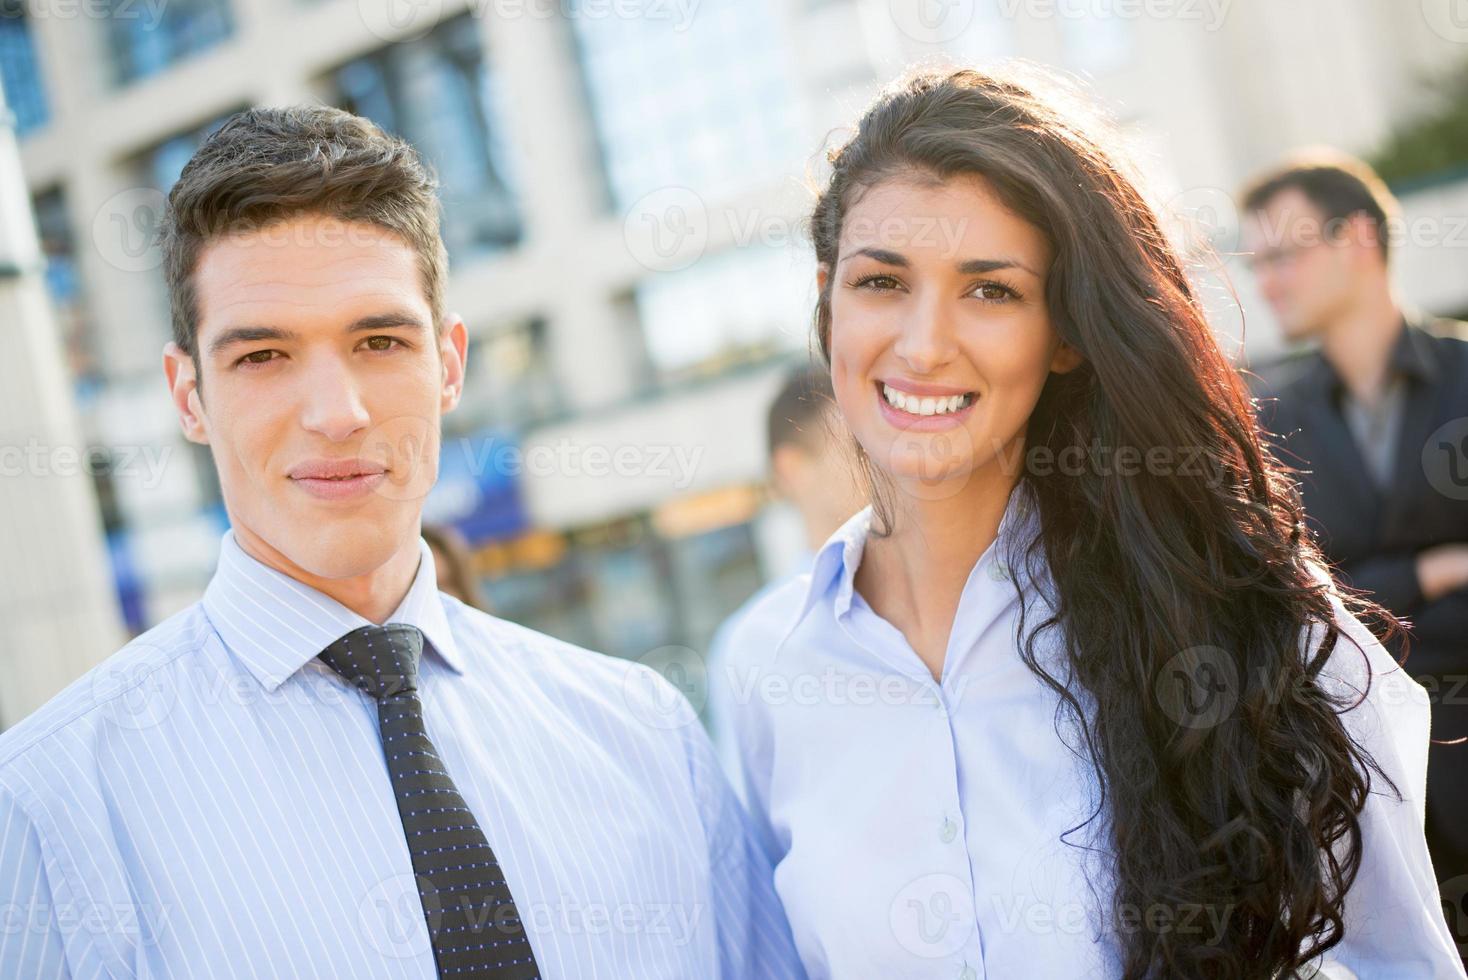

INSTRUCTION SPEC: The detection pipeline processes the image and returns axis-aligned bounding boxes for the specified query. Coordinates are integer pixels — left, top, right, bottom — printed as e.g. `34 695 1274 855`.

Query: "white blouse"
714 488 1464 979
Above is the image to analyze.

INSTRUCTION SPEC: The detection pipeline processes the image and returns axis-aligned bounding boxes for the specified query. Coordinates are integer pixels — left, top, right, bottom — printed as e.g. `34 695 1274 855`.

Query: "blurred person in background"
421 521 489 611
0 106 802 979
707 366 862 786
721 68 1464 978
1242 151 1468 898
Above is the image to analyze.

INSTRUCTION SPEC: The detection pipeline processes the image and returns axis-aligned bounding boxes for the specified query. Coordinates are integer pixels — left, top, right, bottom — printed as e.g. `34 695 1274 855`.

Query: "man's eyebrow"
841 246 1040 278
206 312 430 358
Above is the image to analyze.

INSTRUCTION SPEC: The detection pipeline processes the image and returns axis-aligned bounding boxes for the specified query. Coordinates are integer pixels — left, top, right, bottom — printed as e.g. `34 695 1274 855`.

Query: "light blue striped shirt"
0 528 804 979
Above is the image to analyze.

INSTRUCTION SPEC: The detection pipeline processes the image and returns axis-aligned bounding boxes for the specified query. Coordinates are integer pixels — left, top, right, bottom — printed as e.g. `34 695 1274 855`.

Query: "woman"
717 68 1462 978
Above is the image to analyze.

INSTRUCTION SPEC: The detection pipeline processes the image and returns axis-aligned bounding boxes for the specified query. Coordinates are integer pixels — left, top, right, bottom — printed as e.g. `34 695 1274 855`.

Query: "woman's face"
821 174 1080 500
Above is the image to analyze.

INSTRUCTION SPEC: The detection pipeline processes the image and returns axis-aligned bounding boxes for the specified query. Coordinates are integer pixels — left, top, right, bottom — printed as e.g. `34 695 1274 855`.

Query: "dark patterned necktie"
318 624 541 978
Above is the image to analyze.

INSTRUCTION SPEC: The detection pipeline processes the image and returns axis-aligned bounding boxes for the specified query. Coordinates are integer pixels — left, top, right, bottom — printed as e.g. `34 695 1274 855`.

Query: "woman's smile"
876 379 978 431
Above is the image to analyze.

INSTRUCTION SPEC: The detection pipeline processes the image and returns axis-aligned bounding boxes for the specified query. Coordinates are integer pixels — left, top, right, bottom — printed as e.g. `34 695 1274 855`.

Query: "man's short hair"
767 367 835 457
1240 149 1400 263
161 105 447 390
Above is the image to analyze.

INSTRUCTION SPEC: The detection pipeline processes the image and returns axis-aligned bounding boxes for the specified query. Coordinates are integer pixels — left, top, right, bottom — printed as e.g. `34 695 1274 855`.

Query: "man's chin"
247 510 409 581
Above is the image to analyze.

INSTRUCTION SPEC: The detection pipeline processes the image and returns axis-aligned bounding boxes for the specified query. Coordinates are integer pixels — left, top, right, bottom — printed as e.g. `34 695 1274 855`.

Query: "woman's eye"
851 274 901 291
973 282 1016 302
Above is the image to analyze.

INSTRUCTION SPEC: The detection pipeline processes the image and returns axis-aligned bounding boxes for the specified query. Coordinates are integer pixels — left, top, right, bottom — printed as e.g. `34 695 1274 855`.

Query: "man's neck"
232 524 422 625
1319 288 1404 404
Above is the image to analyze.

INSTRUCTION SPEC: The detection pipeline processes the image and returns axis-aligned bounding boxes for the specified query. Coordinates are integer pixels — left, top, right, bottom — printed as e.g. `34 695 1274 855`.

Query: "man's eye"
363 336 406 352
237 350 278 368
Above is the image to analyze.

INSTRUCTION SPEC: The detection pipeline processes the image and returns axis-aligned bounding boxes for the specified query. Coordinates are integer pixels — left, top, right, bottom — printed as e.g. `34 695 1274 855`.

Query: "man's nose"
299 359 371 442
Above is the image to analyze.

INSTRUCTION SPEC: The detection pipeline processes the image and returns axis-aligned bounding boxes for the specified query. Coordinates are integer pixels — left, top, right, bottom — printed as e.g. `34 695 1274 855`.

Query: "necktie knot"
318 623 423 700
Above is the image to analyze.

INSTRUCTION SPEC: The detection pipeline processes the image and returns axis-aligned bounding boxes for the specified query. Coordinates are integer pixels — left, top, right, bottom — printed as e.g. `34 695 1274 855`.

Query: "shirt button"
959 965 977 980
939 818 958 843
988 560 1009 582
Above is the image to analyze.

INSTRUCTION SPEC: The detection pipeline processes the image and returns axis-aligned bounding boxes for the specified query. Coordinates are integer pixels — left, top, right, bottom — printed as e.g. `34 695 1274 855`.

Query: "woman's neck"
854 458 1020 682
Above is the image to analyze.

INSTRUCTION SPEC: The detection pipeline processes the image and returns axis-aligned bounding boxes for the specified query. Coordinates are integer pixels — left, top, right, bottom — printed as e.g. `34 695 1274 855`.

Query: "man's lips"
289 471 388 502
286 458 388 480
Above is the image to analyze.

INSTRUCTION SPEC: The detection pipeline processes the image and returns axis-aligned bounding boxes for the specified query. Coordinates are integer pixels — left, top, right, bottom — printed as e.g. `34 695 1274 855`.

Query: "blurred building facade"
4 0 1467 708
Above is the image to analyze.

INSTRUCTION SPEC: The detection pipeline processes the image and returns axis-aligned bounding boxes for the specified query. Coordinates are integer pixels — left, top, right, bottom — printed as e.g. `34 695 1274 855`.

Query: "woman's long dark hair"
810 67 1400 978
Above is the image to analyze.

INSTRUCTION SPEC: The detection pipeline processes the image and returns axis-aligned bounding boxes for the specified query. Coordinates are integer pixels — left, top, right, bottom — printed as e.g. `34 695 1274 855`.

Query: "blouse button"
959 965 977 980
939 818 958 844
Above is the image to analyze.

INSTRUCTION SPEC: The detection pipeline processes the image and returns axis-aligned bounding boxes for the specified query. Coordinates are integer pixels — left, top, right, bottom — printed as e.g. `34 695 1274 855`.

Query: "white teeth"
882 384 972 416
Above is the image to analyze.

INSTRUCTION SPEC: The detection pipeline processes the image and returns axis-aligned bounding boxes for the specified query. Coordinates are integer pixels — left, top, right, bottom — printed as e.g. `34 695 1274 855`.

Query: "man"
0 107 803 978
1241 150 1468 895
706 367 862 790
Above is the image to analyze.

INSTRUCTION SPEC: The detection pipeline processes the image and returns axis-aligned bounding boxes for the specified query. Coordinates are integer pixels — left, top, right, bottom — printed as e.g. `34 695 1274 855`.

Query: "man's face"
164 214 467 582
1243 187 1361 342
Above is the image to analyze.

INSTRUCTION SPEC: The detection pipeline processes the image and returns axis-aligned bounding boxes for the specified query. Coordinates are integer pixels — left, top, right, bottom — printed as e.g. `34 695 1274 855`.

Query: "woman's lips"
289 471 388 501
876 382 977 431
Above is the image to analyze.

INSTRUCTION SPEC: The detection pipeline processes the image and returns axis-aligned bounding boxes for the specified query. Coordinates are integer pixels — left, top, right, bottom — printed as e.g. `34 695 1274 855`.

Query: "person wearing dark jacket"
1242 151 1468 902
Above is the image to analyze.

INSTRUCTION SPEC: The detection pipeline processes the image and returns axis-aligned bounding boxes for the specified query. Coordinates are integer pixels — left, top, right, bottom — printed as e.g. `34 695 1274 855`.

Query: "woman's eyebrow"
840 246 1038 278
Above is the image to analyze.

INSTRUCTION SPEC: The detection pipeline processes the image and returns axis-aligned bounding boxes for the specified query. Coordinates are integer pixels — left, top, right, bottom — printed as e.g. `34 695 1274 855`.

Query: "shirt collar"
1391 313 1440 384
1314 312 1439 396
773 483 1042 655
202 529 465 692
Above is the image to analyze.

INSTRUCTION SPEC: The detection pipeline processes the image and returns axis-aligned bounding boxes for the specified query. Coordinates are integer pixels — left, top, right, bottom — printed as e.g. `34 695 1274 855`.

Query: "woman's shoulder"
719 571 823 674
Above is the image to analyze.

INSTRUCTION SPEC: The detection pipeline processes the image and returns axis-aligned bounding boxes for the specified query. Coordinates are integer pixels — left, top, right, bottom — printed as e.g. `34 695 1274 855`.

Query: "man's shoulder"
1418 314 1468 355
0 604 211 774
1247 345 1322 399
443 596 703 732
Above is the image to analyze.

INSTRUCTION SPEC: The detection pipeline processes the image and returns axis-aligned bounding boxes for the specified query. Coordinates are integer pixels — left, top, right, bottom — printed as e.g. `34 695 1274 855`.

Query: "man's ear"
163 341 209 445
439 314 469 416
1345 211 1386 264
769 443 806 501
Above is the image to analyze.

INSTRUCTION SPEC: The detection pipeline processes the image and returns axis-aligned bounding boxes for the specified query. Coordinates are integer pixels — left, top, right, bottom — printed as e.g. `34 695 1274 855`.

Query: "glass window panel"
568 0 803 210
102 0 234 86
634 244 812 383
0 3 49 136
330 15 523 263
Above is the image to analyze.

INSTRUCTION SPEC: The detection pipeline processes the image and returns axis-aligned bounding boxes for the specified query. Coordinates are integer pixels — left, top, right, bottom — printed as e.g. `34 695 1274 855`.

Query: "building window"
329 15 523 263
31 188 103 394
634 244 811 385
569 0 803 210
454 318 566 432
103 0 234 86
136 113 236 191
0 2 49 136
